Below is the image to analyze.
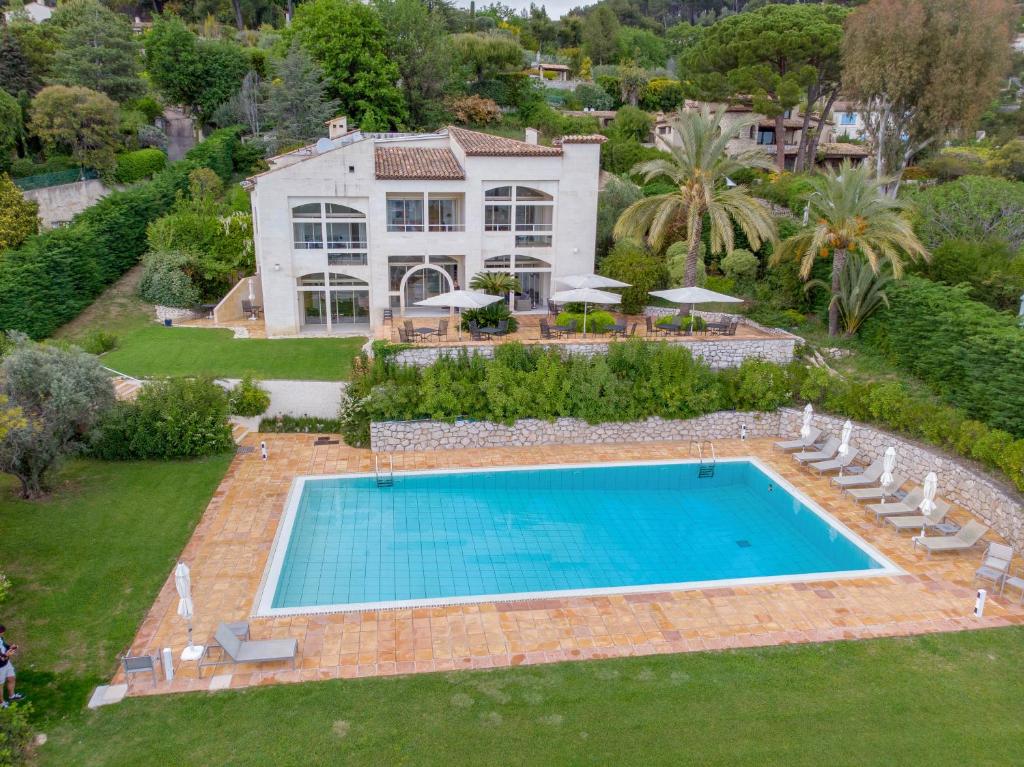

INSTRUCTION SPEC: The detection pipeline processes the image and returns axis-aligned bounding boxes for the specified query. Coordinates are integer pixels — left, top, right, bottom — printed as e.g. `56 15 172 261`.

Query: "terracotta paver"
118 436 1024 696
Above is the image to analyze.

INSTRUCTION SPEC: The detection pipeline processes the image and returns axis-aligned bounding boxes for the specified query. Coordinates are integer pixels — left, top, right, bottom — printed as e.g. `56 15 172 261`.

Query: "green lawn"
0 457 232 726
99 324 365 380
39 627 1024 766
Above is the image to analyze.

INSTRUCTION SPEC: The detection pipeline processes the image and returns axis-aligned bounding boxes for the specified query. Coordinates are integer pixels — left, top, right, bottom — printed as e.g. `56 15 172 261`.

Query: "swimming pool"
255 459 900 615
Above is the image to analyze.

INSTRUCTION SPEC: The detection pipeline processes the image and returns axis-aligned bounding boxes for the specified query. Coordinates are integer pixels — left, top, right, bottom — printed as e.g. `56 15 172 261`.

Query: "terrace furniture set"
399 319 449 343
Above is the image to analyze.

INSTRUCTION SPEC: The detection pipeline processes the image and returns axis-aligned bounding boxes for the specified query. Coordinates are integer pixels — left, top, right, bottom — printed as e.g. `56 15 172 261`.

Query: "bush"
918 150 988 181
726 359 792 411
447 95 502 125
80 330 118 355
665 241 706 287
228 375 271 417
138 250 201 308
574 82 613 110
8 154 78 179
258 414 343 433
0 572 9 604
657 313 706 331
90 378 234 460
908 175 1024 251
460 301 519 333
721 249 759 283
599 239 667 314
556 310 616 334
114 148 167 183
0 702 33 767
915 238 1024 312
745 306 806 329
755 172 815 214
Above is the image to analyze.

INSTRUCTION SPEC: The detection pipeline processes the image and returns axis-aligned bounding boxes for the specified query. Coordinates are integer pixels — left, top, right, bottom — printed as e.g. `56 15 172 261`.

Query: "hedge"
114 148 167 183
0 128 244 339
860 276 1024 437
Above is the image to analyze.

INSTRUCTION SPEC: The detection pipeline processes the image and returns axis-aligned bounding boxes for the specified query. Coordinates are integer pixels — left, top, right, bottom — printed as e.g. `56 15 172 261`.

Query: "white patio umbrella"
837 420 853 456
174 561 197 655
800 403 814 440
648 286 744 331
550 287 621 336
414 290 503 339
880 447 897 497
558 273 631 290
919 471 938 516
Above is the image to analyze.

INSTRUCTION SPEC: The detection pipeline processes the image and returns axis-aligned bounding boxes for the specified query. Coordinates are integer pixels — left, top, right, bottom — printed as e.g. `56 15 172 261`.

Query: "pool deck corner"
119 435 1024 697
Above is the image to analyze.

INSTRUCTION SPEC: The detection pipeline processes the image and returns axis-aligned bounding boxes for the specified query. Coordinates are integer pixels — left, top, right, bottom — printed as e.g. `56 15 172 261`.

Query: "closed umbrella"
175 561 200 659
919 471 938 516
550 287 621 336
559 274 631 290
880 447 897 497
800 403 814 440
837 420 853 456
415 290 503 340
649 286 743 332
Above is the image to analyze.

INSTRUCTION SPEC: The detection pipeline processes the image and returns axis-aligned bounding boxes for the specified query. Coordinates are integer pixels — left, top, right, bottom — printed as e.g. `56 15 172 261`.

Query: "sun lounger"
774 427 822 453
198 623 298 677
974 543 1013 588
849 476 909 505
831 457 884 488
866 487 922 522
809 447 859 475
885 499 951 532
793 436 840 465
913 520 989 557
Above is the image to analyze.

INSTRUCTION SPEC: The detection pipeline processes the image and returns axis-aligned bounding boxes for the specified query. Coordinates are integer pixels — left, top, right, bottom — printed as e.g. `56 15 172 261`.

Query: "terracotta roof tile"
447 126 562 157
820 142 870 158
374 147 465 180
555 135 608 145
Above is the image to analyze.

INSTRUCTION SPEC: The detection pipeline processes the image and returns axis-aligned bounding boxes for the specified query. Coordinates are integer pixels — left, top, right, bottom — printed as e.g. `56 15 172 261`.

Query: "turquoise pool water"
267 460 890 611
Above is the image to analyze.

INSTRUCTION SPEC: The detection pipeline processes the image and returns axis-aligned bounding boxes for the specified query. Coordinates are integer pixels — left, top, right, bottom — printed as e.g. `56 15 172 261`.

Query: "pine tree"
265 41 340 148
50 0 143 103
0 31 38 97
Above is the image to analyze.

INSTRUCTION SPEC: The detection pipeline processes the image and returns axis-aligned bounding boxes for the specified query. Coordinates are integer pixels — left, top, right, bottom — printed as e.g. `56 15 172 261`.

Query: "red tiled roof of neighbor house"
555 135 608 145
820 142 870 157
446 126 563 156
374 147 466 180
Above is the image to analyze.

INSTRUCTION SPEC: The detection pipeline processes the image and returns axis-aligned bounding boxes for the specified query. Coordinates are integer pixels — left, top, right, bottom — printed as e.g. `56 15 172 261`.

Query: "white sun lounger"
831 457 884 488
809 447 859 475
793 436 840 465
867 487 922 523
913 520 989 557
198 623 298 677
849 476 909 505
774 427 822 452
885 499 951 532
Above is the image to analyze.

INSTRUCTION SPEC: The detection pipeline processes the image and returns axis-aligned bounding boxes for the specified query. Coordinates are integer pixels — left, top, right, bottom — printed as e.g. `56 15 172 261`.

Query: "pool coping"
252 457 904 617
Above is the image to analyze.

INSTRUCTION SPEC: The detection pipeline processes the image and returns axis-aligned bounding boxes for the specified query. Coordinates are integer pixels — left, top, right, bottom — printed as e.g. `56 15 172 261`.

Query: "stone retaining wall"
371 411 779 452
779 408 1023 551
155 305 203 322
391 336 797 369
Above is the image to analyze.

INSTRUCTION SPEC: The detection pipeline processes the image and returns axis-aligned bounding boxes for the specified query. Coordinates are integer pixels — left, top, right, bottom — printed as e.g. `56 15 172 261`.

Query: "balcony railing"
387 223 424 232
427 223 466 232
326 239 368 249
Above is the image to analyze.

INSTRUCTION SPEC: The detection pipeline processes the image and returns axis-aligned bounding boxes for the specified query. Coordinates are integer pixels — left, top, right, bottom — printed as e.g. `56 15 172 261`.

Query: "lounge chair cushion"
234 638 298 663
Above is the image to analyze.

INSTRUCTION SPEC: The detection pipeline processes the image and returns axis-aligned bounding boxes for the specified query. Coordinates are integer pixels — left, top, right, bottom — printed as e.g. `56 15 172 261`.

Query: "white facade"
831 101 868 140
245 125 604 336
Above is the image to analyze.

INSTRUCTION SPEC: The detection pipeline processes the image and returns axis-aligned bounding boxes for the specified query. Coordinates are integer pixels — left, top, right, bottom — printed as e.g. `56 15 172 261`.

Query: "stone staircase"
111 375 143 401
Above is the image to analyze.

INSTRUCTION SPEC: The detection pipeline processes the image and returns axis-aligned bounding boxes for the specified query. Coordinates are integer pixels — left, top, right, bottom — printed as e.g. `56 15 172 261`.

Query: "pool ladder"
374 454 394 487
692 441 717 478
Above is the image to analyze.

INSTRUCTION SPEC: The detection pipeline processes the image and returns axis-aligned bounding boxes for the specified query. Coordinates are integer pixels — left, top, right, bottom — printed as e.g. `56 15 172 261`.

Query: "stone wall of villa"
390 336 797 370
371 411 779 452
778 408 1023 551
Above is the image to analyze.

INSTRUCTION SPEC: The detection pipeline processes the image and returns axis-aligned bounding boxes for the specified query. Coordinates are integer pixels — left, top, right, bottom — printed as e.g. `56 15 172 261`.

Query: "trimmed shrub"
138 250 201 308
114 148 167 183
725 359 792 411
657 314 706 331
258 414 343 433
90 378 234 460
556 310 616 334
599 239 667 314
228 375 271 417
721 249 759 283
80 330 118 355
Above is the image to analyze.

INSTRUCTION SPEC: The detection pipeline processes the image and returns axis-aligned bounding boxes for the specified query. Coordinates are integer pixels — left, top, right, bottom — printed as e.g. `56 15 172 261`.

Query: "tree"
806 255 892 336
264 41 339 148
29 86 121 175
289 0 408 130
582 5 620 65
598 238 668 314
50 0 144 104
0 91 24 171
607 105 651 143
451 32 523 85
616 26 668 69
0 339 115 498
843 0 1015 183
614 106 776 291
0 29 38 97
376 0 454 129
596 174 642 260
685 5 844 172
617 60 647 107
775 160 928 337
1 20 60 97
908 175 1024 251
575 82 613 110
469 271 520 296
987 139 1024 181
0 174 39 251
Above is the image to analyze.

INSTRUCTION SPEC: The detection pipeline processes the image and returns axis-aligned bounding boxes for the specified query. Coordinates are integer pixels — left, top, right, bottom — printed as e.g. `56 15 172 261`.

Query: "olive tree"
0 338 115 498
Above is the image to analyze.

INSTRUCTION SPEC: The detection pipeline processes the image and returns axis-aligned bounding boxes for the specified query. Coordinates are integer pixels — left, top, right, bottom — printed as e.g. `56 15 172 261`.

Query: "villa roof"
554 135 608 145
446 126 563 157
820 142 870 158
374 146 465 180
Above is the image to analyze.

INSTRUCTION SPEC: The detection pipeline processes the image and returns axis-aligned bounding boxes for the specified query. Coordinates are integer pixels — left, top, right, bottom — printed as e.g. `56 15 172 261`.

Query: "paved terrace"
118 436 1024 697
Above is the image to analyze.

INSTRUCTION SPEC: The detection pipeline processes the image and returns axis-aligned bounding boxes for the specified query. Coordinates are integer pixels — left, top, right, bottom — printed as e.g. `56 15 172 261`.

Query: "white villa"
243 118 605 336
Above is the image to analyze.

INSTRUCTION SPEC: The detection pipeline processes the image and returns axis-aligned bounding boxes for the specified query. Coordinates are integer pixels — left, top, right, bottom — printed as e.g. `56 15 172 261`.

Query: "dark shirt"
0 636 11 667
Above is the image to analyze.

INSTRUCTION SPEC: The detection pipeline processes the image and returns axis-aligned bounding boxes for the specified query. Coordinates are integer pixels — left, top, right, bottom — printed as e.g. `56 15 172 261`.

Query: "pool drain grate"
736 540 751 548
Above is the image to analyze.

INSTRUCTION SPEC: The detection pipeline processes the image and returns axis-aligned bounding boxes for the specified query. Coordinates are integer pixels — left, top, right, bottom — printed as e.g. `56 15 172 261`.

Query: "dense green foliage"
137 250 201 308
0 129 242 338
460 301 519 334
228 375 271 417
257 414 343 433
90 378 234 460
861 276 1024 436
0 174 38 252
598 238 668 314
908 175 1024 251
556 310 617 334
114 148 166 183
339 340 791 446
913 238 1024 312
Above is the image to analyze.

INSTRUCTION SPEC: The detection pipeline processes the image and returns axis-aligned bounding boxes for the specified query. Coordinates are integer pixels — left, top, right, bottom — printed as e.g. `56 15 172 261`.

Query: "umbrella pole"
187 617 194 649
583 301 589 337
689 307 695 333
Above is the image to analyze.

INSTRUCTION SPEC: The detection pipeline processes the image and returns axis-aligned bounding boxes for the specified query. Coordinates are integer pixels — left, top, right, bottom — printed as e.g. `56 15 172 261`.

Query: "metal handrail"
102 366 143 385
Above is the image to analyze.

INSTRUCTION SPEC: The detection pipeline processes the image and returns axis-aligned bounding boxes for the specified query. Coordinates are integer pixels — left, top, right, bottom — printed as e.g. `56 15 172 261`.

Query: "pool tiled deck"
120 436 1024 696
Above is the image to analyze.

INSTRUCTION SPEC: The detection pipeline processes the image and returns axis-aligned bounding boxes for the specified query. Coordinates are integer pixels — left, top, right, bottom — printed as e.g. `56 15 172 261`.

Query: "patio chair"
403 319 416 338
198 623 297 677
554 318 576 337
885 498 951 532
792 436 841 465
547 299 560 316
912 520 989 558
849 475 909 504
493 319 509 337
724 319 739 336
397 327 411 343
808 446 859 475
382 308 393 325
974 543 1013 588
1001 574 1024 603
539 319 557 339
120 652 159 689
774 426 822 453
241 299 263 319
645 316 668 336
467 320 484 341
831 457 885 488
436 318 449 341
867 486 923 523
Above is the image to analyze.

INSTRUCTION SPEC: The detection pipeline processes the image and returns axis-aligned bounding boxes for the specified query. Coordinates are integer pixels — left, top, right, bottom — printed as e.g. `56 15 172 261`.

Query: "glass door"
329 290 370 325
302 290 327 325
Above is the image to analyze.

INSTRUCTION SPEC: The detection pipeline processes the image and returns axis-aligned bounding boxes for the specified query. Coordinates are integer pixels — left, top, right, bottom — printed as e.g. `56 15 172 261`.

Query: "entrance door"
330 290 369 325
302 290 327 325
402 265 452 308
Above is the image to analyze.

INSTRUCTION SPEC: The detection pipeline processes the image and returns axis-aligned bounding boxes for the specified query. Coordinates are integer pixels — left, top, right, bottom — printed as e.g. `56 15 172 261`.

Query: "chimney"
524 127 539 145
326 116 348 140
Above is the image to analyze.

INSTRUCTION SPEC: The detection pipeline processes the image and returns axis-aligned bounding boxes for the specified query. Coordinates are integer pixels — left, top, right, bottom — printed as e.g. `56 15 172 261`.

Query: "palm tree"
775 160 928 337
470 271 521 296
613 105 777 289
805 254 892 336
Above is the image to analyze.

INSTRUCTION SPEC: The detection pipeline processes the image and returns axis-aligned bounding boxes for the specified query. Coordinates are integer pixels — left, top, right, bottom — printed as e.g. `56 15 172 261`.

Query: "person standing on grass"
0 624 25 708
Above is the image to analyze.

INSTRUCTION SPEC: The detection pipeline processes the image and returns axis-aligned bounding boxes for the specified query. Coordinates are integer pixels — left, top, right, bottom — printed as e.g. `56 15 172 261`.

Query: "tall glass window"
428 197 462 231
387 196 424 231
291 201 365 251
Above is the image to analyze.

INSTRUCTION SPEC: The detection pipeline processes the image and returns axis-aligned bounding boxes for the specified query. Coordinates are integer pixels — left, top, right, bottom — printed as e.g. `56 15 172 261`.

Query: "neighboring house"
652 101 870 170
536 63 571 82
4 1 52 22
562 110 618 130
243 117 605 337
831 100 868 140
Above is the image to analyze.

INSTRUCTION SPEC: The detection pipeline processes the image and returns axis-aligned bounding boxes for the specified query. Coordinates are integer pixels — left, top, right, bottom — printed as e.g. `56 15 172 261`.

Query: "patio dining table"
414 326 438 341
705 321 730 335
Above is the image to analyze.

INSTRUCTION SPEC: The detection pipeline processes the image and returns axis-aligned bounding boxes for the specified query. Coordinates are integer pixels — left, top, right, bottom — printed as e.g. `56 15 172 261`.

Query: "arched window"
325 203 364 219
484 186 512 201
515 186 552 201
292 201 367 250
328 273 368 287
484 255 512 269
297 273 326 287
291 202 322 218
